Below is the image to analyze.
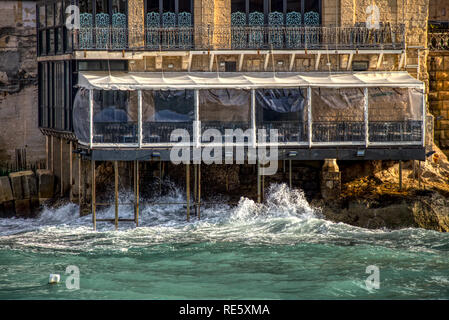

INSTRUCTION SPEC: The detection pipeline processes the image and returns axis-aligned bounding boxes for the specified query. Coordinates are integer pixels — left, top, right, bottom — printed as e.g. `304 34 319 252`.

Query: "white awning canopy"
77 71 424 90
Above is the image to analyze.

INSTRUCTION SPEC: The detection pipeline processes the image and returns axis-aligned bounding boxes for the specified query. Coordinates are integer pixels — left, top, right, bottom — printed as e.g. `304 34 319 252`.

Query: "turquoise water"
0 184 448 299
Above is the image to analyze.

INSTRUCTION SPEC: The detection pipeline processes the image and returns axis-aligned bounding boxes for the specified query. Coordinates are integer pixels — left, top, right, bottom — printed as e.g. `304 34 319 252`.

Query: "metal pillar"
51 136 54 173
114 161 119 230
159 159 162 195
135 160 139 227
46 136 49 170
194 164 198 216
289 159 292 188
418 161 422 189
60 138 64 197
186 163 190 222
257 162 261 203
198 163 201 219
399 160 402 190
69 141 73 201
78 155 82 217
92 160 96 230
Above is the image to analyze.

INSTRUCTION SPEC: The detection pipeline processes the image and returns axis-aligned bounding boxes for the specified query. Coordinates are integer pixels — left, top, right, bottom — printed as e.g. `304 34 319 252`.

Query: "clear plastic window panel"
256 88 308 143
368 87 424 142
199 89 251 144
142 90 194 144
311 88 365 143
92 90 138 144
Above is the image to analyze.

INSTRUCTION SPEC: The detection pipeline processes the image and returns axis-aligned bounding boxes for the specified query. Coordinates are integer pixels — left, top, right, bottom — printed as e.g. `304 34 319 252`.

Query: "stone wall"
429 0 449 22
428 52 449 156
0 1 44 165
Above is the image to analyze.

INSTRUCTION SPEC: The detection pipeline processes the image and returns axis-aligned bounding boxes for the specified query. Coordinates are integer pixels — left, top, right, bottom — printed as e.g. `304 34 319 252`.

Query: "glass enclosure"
199 89 251 143
311 88 365 143
256 89 307 143
142 90 194 143
72 86 424 147
368 88 423 142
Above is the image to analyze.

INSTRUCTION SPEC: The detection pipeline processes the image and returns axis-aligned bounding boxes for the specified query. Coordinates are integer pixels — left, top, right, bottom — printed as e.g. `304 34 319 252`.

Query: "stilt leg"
289 159 292 189
60 138 63 197
198 163 201 219
257 162 261 203
78 155 82 217
92 159 96 230
114 161 119 231
399 160 402 191
135 160 139 227
69 141 73 201
194 164 198 216
186 163 190 222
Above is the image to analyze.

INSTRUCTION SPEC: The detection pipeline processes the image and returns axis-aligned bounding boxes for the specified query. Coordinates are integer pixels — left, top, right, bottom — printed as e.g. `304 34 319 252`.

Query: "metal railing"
428 30 449 51
73 24 405 51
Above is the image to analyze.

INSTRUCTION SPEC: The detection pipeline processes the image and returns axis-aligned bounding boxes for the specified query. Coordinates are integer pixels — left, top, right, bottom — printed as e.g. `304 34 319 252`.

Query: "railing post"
364 87 369 147
194 89 200 149
251 89 256 149
138 90 142 148
308 87 312 148
89 89 93 148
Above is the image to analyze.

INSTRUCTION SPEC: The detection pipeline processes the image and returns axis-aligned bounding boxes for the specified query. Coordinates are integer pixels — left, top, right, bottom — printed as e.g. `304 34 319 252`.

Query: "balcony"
73 24 406 51
428 29 449 51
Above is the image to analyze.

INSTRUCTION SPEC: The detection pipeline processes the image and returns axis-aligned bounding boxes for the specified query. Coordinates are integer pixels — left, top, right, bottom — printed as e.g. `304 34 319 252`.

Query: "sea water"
0 183 448 299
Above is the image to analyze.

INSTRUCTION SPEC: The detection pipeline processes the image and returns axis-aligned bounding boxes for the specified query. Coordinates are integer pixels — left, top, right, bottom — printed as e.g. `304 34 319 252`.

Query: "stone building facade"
0 1 45 165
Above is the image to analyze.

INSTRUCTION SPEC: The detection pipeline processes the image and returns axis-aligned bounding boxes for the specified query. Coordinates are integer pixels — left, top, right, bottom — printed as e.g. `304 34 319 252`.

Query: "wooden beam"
209 52 215 71
315 53 321 70
347 53 354 71
289 53 296 71
376 53 384 70
264 54 269 71
238 53 245 72
114 161 119 230
92 160 96 230
186 163 190 222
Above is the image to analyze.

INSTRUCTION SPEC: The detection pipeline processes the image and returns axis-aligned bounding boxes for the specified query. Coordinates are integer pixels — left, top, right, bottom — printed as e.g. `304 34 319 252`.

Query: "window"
231 0 321 25
145 0 193 25
38 0 71 56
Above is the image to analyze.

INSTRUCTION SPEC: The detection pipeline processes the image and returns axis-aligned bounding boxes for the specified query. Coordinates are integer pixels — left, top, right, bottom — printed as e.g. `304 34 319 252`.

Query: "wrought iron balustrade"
428 30 449 51
74 24 405 51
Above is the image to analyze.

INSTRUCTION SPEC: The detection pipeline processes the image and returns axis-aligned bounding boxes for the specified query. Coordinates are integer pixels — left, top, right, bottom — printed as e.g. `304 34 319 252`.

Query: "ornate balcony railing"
428 30 449 51
73 24 405 51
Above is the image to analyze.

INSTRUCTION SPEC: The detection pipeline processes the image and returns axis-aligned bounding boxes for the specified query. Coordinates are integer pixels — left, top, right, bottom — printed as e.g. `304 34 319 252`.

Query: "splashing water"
0 183 448 299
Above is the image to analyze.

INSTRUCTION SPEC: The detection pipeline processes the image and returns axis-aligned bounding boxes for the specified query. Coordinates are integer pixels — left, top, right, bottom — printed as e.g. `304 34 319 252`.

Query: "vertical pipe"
89 89 93 148
159 159 162 195
257 162 261 203
92 160 96 230
60 138 63 197
251 89 256 148
194 164 198 216
114 161 119 231
186 163 190 222
399 160 403 190
289 159 292 189
46 136 49 170
51 136 54 173
78 155 82 216
136 160 139 227
418 160 422 189
198 163 201 219
69 141 73 202
261 167 264 202
138 90 142 148
364 87 369 147
422 84 426 147
307 87 312 148
194 89 200 148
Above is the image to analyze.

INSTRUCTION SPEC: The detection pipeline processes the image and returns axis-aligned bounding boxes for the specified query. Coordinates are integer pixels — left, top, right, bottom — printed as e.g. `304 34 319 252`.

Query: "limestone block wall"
428 52 449 155
0 1 45 165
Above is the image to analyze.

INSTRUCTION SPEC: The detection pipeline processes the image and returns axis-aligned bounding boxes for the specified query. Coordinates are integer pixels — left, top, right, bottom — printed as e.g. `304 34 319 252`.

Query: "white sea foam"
0 182 447 254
